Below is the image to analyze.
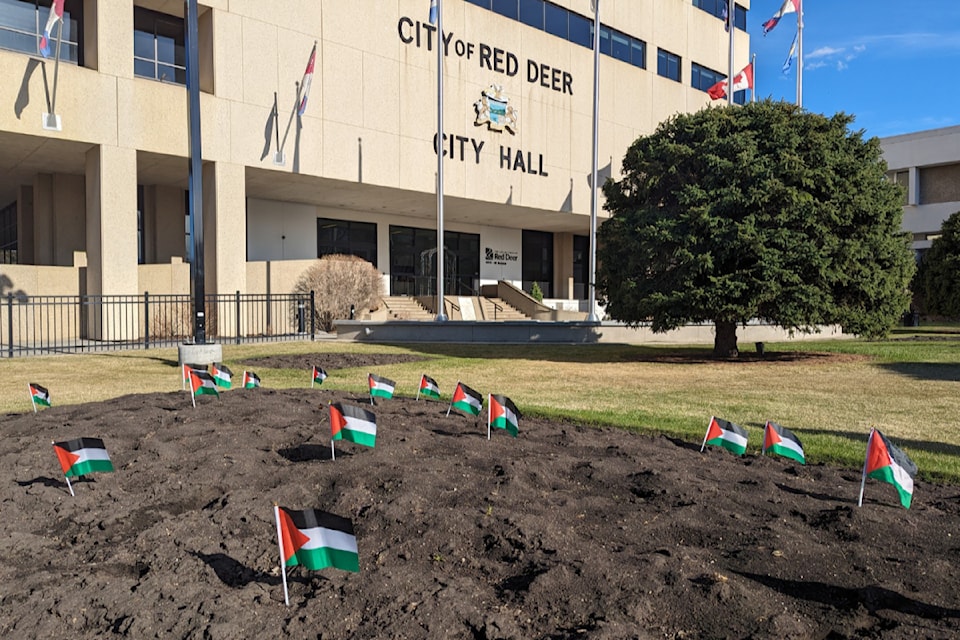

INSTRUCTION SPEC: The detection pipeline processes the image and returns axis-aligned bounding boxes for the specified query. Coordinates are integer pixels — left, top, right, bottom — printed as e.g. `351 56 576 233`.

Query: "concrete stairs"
382 296 434 321
477 297 527 321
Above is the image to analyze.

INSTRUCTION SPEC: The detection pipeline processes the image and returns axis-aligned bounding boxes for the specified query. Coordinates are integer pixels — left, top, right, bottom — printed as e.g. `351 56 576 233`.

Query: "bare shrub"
292 255 383 332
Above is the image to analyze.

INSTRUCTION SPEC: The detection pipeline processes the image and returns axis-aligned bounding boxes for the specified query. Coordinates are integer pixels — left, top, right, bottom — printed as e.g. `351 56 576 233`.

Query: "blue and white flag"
429 0 438 25
39 0 64 58
782 30 799 74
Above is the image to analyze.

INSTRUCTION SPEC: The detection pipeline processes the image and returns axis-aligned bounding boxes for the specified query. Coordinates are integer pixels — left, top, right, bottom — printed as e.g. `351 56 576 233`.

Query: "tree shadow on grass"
878 362 960 383
733 571 960 620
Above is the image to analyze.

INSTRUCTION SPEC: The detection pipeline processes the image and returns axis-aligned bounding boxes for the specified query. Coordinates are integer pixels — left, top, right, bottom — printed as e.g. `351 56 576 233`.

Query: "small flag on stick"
182 363 207 390
859 428 917 509
311 366 328 388
329 402 377 460
488 394 520 439
701 416 748 456
212 363 233 389
52 437 114 496
274 505 359 606
447 381 483 417
417 374 441 401
189 370 220 407
368 373 396 403
243 371 261 389
762 421 805 464
29 383 51 412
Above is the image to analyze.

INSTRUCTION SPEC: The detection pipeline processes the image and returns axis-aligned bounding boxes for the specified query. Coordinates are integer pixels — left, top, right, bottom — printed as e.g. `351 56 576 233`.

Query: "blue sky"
747 0 960 139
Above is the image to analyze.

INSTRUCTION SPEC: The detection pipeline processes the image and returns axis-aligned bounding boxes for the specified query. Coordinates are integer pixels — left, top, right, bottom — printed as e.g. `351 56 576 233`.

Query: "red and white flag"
297 43 317 116
707 63 753 101
39 0 64 58
762 0 800 35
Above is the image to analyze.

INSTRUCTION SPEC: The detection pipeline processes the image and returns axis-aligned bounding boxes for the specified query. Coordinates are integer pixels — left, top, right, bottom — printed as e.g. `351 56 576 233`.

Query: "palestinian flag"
762 421 805 464
190 370 220 397
212 363 233 389
312 366 328 385
702 416 748 456
53 437 114 478
451 382 483 416
864 429 917 509
489 394 520 437
276 507 359 573
182 363 206 381
418 374 441 400
330 402 377 447
368 373 396 399
29 383 51 407
243 371 261 389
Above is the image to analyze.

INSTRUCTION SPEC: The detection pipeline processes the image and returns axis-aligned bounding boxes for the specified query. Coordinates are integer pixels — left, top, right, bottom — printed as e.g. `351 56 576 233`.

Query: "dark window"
465 0 490 7
573 235 589 300
733 89 746 105
611 29 630 62
544 2 567 38
657 48 681 82
597 25 611 55
568 11 591 48
491 0 518 20
317 218 378 264
691 62 724 92
389 226 479 296
0 0 83 64
0 200 17 264
630 38 646 68
519 0 543 29
733 5 746 30
522 229 553 298
692 0 747 32
137 185 144 265
133 6 186 84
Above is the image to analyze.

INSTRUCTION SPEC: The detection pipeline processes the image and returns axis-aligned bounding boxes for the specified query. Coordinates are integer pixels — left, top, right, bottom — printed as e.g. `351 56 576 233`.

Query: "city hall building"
0 0 750 319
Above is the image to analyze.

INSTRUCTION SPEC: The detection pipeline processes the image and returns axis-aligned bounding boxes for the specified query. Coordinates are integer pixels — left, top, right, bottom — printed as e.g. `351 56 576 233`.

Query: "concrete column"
32 174 54 265
17 184 35 265
85 0 134 77
202 161 247 295
85 145 138 340
908 166 919 206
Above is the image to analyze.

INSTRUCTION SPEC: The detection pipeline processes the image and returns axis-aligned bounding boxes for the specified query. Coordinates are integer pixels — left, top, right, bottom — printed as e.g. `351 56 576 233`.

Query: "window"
519 0 543 29
573 235 589 300
657 48 681 82
692 0 747 32
465 0 490 7
567 12 591 48
0 200 17 265
0 0 82 63
918 163 960 205
317 218 378 264
544 2 567 38
388 226 479 296
522 229 553 298
691 62 723 92
890 169 909 205
133 6 186 84
492 0 519 20
630 38 646 69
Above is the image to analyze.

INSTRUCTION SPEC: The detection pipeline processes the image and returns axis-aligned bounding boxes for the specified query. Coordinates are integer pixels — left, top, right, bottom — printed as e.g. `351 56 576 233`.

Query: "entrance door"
389 225 479 296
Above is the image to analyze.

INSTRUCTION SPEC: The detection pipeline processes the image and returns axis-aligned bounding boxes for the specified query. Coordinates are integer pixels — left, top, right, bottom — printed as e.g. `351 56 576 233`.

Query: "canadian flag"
707 63 754 101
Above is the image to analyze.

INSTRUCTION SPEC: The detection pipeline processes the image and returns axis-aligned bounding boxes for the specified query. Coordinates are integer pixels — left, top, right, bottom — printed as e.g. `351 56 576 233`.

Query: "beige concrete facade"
1 0 750 302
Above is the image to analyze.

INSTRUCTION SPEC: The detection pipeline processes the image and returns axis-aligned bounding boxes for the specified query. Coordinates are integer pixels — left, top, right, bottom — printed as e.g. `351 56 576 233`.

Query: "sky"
746 0 960 139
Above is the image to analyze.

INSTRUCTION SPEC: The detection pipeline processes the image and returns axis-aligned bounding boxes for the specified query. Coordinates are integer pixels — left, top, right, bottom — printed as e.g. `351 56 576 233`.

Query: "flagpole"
726 0 734 106
49 17 63 125
369 374 374 405
487 394 492 440
857 429 873 507
30 383 37 413
280 80 301 155
700 416 713 453
273 505 291 606
750 54 756 103
434 0 448 322
796 3 803 107
446 380 459 417
586 0 601 323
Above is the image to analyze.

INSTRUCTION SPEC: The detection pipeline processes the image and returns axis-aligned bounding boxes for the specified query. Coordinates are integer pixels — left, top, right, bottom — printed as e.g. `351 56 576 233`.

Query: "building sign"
474 85 518 134
485 247 519 266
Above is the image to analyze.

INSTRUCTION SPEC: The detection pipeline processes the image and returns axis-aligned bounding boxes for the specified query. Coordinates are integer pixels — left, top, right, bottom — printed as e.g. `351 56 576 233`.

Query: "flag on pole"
762 421 805 464
429 0 438 25
762 0 800 35
860 429 917 509
707 63 753 100
182 363 206 388
190 370 220 398
53 437 114 478
418 374 441 401
243 371 261 389
312 365 328 386
368 373 396 400
29 383 51 410
297 43 316 117
449 381 483 417
701 416 748 456
721 0 730 32
276 507 359 572
488 394 520 438
782 30 799 74
212 363 233 389
330 402 377 448
38 0 64 58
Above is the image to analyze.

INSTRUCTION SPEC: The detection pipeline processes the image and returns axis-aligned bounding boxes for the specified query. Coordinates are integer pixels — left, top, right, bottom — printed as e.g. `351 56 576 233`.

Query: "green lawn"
3 337 959 482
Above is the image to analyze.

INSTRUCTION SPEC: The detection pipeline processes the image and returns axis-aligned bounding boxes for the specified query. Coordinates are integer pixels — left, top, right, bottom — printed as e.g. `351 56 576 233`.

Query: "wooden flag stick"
273 504 291 606
446 381 459 417
699 416 713 453
857 429 874 507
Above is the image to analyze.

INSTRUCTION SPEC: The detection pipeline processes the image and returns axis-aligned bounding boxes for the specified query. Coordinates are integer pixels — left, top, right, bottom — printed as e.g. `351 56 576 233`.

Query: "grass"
2 337 959 482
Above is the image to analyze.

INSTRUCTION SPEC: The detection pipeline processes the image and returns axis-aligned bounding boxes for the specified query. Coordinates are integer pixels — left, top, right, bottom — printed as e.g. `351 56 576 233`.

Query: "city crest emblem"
474 85 518 134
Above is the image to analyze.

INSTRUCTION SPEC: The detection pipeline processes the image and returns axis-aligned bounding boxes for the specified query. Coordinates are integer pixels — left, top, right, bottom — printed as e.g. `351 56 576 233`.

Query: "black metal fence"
1 291 316 357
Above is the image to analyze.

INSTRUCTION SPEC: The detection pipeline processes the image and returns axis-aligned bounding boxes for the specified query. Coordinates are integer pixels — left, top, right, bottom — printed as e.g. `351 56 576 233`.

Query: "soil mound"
2 389 958 638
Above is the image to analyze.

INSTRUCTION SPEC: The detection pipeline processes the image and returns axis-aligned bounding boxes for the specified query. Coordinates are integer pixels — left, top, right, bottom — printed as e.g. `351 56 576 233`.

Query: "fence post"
144 292 150 349
310 290 315 341
235 291 241 345
6 293 12 358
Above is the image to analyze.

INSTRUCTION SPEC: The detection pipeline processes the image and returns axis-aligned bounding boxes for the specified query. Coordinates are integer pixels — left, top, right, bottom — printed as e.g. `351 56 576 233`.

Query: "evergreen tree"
598 100 914 356
915 211 960 317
